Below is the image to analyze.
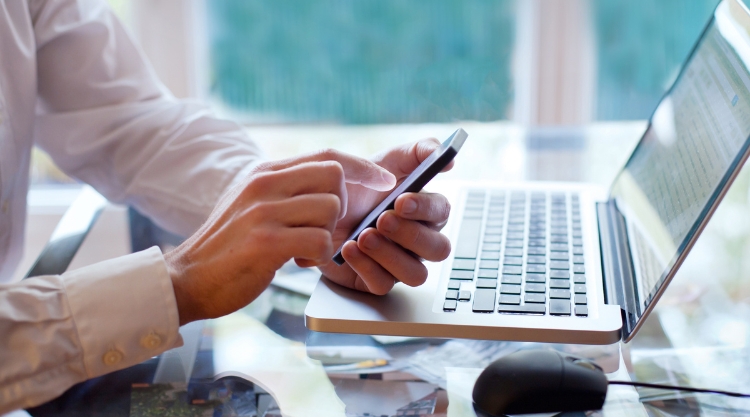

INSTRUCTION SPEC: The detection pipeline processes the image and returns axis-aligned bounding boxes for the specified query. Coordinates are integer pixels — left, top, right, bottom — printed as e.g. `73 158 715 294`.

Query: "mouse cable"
609 381 750 398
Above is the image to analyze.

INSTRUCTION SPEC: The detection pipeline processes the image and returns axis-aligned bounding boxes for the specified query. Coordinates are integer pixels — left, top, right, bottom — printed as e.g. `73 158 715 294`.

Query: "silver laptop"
305 0 750 344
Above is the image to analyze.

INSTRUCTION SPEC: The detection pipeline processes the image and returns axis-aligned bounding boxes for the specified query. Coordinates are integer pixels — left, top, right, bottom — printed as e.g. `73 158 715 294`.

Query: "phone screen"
332 128 468 265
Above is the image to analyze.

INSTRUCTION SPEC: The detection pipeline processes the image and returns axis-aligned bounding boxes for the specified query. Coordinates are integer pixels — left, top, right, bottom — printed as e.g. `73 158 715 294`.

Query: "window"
206 0 516 124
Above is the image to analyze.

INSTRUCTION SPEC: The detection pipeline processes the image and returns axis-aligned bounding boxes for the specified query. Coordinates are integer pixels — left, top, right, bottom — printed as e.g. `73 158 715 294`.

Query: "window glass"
594 0 721 120
207 0 515 124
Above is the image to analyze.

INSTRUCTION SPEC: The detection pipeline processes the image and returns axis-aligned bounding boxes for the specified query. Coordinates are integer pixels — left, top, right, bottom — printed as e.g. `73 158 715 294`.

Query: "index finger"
261 148 397 191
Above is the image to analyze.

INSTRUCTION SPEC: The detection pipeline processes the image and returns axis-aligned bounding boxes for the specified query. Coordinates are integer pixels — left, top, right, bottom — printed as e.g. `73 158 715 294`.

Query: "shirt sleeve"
29 0 265 238
0 247 182 413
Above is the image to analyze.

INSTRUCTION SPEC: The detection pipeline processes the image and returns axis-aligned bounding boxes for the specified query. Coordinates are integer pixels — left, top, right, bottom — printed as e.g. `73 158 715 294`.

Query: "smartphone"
332 128 468 265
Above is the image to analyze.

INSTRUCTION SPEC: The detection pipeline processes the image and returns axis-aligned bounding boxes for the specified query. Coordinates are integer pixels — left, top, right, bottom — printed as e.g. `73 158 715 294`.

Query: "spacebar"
497 304 546 315
454 218 482 259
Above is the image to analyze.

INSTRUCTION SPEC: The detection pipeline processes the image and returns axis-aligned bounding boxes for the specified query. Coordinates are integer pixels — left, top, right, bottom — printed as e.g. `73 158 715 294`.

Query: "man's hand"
166 150 396 325
319 138 453 295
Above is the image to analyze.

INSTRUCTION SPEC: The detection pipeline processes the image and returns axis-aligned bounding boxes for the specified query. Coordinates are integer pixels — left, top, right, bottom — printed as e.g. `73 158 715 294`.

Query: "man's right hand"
165 150 396 325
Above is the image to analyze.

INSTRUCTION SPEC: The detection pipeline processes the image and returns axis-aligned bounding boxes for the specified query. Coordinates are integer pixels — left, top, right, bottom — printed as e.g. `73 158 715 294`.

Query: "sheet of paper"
212 312 346 417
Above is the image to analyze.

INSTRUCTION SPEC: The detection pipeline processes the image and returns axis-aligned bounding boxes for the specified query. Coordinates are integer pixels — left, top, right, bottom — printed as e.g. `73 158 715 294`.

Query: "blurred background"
33 0 725 184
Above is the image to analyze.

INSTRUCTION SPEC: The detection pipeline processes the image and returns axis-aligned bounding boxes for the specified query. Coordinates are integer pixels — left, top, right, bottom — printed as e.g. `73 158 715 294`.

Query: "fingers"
372 138 455 179
340 239 399 295
394 192 451 229
376 211 452 262
261 148 397 191
247 193 340 232
275 227 335 265
355 228 429 287
246 161 349 218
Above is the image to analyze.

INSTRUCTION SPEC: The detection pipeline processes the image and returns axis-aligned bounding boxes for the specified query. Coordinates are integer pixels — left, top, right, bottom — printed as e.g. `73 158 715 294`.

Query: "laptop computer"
305 0 750 344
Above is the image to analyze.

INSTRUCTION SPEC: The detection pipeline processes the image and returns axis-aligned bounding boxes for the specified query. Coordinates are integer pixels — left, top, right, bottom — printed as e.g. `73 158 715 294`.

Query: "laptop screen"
609 0 750 315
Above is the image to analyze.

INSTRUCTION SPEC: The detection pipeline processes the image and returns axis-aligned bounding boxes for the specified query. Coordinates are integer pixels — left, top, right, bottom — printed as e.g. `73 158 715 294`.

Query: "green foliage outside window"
207 0 515 124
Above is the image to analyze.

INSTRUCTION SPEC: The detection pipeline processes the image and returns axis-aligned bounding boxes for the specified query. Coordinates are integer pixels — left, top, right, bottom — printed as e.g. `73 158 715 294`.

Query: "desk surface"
30 122 750 416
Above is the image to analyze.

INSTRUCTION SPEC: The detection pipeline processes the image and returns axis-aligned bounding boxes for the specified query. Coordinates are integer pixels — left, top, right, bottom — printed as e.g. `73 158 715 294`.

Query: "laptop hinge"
596 200 640 341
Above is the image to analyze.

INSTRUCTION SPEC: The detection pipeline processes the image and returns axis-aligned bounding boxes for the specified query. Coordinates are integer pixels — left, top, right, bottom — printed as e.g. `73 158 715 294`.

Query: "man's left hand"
318 138 453 295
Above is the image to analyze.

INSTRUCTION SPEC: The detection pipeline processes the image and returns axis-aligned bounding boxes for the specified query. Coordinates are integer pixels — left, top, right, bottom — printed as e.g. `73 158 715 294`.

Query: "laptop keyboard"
443 190 589 317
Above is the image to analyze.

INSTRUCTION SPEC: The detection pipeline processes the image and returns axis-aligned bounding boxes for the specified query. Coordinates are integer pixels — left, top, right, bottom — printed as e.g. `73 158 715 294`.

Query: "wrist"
165 248 197 326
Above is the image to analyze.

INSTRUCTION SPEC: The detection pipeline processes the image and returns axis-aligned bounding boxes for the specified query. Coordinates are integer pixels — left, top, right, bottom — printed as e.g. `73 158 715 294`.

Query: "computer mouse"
472 349 608 416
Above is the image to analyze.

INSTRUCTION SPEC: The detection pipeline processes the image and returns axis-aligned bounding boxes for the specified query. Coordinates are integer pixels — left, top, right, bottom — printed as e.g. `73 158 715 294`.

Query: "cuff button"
102 349 124 366
141 333 162 350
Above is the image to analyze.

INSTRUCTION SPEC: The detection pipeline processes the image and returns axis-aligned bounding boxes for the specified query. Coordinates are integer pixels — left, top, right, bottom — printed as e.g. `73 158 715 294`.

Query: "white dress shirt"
0 0 264 412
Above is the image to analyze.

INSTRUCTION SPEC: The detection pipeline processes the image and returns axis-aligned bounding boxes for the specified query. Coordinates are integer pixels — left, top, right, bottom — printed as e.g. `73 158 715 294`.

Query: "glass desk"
28 122 750 416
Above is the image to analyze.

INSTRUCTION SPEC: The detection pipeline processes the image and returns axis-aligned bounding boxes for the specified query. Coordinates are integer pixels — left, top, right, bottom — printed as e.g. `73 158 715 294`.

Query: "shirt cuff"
62 247 183 378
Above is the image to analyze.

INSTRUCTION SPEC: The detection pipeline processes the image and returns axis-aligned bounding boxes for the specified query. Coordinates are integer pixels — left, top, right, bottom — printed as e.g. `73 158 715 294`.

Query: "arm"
31 0 261 237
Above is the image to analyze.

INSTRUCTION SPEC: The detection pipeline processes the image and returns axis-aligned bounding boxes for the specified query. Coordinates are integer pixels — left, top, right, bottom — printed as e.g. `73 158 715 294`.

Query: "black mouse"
472 349 608 416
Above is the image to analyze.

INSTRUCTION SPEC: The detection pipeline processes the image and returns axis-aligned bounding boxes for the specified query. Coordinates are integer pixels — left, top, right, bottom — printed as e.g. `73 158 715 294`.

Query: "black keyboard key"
550 261 569 270
484 243 502 251
446 290 459 300
498 294 521 305
505 239 524 248
450 270 474 280
573 246 584 255
455 218 482 259
550 252 569 260
497 304 546 315
485 226 503 235
484 235 502 243
501 274 522 284
480 260 500 269
550 243 569 251
478 269 499 278
476 278 498 289
574 284 586 294
525 293 546 303
550 299 571 316
503 257 523 266
502 266 523 275
505 248 523 257
526 273 546 283
550 227 568 235
473 289 496 312
453 259 475 270
458 291 471 301
448 280 462 290
550 270 570 279
527 255 546 264
481 251 501 260
550 236 568 244
574 274 586 284
527 264 546 273
575 306 588 316
527 246 546 255
500 284 522 295
574 294 587 305
550 289 571 299
549 279 571 289
573 265 585 274
525 283 546 293
443 300 457 311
